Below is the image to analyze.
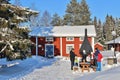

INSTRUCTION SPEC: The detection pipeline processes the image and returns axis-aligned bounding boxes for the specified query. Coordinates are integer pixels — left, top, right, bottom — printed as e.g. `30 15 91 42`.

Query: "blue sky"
11 0 120 22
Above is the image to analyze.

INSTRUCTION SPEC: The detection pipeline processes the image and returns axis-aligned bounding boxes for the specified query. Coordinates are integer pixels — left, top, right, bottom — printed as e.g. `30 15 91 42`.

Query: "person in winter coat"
94 48 100 66
81 50 87 62
94 48 100 57
70 48 76 70
96 52 103 71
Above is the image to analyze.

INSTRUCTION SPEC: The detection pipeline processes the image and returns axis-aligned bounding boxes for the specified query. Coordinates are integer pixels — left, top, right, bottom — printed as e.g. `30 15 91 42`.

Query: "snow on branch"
6 41 14 51
15 15 27 21
0 17 8 23
0 44 8 53
1 4 38 14
0 41 14 53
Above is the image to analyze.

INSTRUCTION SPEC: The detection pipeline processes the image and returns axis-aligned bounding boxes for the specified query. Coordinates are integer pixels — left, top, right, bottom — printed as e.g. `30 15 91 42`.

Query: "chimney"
80 28 93 55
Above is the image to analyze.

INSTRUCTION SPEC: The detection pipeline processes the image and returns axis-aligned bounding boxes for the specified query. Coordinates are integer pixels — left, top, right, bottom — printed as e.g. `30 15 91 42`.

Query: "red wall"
30 36 36 55
30 37 92 57
30 37 60 56
62 37 92 57
53 37 60 56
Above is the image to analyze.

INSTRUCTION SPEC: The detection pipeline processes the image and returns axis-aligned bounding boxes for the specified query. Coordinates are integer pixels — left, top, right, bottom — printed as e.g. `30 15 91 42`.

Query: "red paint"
30 37 93 57
94 43 103 51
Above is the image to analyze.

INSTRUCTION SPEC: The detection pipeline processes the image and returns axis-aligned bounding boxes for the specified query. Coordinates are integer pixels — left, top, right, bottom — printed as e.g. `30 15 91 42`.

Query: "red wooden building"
29 25 96 57
94 42 104 51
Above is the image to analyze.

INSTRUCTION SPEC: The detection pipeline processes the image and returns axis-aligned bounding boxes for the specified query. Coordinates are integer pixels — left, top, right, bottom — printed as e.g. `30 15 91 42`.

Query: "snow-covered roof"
105 36 120 44
95 42 103 46
29 25 96 37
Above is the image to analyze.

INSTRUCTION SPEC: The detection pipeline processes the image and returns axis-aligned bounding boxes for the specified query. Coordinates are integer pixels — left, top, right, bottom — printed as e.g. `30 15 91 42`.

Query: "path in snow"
18 59 80 80
17 57 120 80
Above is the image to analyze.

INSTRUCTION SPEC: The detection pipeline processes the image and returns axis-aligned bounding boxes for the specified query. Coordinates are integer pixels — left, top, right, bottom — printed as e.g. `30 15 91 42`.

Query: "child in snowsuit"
74 56 79 66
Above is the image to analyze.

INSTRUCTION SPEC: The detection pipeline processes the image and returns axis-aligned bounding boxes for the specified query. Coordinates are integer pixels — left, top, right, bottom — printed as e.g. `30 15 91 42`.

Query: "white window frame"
79 37 84 41
66 44 74 54
66 37 74 41
46 37 53 42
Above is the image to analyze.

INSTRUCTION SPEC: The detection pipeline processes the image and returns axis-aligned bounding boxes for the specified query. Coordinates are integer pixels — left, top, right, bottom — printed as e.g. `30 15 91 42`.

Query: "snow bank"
0 56 57 80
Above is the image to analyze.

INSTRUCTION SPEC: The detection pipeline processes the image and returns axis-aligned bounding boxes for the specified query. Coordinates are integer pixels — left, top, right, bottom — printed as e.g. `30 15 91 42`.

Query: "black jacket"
70 50 76 60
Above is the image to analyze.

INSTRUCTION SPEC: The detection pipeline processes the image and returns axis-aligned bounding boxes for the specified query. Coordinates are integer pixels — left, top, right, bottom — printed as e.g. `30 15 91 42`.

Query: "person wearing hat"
70 48 76 70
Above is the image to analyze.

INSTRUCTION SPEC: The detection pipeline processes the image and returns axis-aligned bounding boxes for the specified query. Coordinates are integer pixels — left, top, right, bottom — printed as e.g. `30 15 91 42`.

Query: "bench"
80 62 90 72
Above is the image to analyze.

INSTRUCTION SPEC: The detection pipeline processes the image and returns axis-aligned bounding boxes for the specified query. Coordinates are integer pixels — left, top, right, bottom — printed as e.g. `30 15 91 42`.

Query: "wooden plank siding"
30 37 92 57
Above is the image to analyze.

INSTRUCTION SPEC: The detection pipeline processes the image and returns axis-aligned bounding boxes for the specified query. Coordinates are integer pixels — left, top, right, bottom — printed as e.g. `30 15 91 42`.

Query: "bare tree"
29 2 41 27
14 0 21 6
40 10 51 26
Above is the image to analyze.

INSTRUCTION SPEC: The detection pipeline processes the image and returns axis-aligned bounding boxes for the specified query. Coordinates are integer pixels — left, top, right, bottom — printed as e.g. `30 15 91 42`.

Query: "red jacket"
97 53 103 62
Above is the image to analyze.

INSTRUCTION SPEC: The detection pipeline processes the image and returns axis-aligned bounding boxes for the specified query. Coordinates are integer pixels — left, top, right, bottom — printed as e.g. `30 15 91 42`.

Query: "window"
46 37 53 42
66 44 74 54
80 37 84 41
66 37 74 41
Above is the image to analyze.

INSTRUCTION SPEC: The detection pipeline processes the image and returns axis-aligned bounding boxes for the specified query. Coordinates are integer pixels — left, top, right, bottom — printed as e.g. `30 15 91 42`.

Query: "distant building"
105 36 120 52
94 42 104 51
29 25 96 57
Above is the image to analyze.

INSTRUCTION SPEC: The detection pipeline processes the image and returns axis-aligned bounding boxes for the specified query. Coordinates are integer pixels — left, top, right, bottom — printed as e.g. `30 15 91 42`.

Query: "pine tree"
51 13 62 26
115 18 120 37
79 0 91 25
63 0 91 25
0 0 38 60
97 19 104 43
104 15 115 41
94 17 97 28
94 17 103 44
63 0 79 25
117 27 120 36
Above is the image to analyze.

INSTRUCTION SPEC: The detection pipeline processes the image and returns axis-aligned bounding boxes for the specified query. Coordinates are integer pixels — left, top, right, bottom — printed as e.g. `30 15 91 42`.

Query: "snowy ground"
0 51 120 80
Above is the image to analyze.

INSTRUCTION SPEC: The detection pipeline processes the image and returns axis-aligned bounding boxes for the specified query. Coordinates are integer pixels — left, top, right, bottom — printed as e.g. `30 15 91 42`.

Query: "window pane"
46 37 53 41
66 37 74 41
66 44 74 54
80 37 84 41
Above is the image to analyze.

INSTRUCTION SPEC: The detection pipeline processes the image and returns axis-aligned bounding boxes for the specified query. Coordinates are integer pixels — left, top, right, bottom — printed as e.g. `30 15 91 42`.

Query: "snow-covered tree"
115 18 120 37
51 13 63 26
63 0 79 25
103 15 115 41
0 0 38 60
63 0 91 25
79 0 91 25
